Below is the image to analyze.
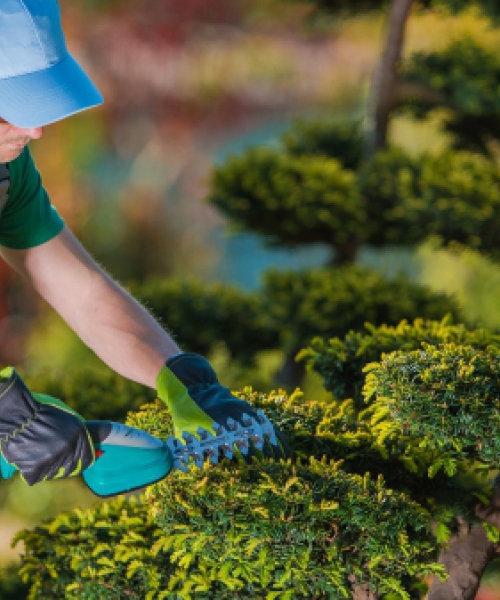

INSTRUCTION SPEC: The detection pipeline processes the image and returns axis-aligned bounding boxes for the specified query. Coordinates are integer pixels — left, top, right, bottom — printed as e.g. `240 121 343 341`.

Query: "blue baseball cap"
0 0 103 128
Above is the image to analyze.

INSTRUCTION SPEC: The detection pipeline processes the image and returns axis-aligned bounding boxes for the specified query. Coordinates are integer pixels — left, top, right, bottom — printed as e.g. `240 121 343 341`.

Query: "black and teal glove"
157 353 290 459
0 367 95 485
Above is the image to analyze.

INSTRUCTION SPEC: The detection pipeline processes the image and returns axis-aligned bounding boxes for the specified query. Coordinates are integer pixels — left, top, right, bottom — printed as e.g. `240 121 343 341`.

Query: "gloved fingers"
160 353 293 461
1 406 95 485
0 369 95 486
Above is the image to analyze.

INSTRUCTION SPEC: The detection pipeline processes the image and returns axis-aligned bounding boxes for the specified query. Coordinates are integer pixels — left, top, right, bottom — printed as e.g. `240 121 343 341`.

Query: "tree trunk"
427 484 500 600
352 583 379 600
331 242 360 266
427 522 495 600
363 0 414 157
275 345 306 390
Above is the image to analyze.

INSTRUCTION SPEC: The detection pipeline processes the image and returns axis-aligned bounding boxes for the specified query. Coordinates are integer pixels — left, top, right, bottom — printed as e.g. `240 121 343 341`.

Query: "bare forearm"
58 270 180 387
1 228 180 388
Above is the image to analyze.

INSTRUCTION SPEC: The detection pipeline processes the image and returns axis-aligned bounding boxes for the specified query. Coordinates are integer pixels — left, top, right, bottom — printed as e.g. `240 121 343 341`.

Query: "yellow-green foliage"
16 496 161 600
364 342 500 467
147 458 440 600
300 316 499 408
16 393 445 600
16 321 500 598
299 318 495 525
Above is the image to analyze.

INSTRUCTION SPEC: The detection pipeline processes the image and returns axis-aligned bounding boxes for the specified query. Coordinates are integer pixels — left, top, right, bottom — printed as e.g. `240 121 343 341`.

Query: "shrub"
127 277 279 364
208 117 500 262
16 393 445 600
16 496 158 600
124 268 460 390
300 317 499 408
17 324 500 598
264 268 461 357
400 37 500 154
364 342 500 466
207 147 365 264
282 118 363 170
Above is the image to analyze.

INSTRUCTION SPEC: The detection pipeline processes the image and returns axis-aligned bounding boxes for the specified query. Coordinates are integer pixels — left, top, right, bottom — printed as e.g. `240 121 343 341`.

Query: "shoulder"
0 146 64 249
8 147 40 193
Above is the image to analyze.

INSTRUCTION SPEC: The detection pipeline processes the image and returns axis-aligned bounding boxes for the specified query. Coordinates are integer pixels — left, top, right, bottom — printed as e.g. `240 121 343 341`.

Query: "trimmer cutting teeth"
168 410 278 472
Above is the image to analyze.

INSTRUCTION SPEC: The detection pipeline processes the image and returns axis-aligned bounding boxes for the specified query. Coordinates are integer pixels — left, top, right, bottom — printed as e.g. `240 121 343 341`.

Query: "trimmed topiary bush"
263 269 461 353
300 317 500 408
282 118 363 170
207 147 365 264
123 268 461 391
16 496 158 600
264 267 461 387
364 342 500 467
400 37 500 155
16 393 445 600
16 316 500 598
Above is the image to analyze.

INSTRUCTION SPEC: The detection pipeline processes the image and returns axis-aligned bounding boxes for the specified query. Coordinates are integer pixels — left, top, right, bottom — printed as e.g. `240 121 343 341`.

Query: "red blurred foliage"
107 0 244 44
476 588 500 600
67 0 343 135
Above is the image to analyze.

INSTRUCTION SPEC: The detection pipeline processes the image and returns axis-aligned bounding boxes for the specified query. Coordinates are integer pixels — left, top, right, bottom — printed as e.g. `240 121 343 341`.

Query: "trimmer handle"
1 421 175 497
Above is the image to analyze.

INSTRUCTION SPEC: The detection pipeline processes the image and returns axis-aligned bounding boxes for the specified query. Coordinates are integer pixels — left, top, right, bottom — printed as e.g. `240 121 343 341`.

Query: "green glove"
157 353 290 458
156 357 216 439
0 367 95 485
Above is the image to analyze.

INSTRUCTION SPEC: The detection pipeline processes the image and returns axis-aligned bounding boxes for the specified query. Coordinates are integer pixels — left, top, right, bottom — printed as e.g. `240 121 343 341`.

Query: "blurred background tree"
201 0 500 386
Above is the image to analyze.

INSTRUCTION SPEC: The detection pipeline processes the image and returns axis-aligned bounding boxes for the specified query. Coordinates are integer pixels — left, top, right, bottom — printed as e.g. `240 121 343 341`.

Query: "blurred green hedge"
208 117 500 262
24 366 156 423
124 269 460 390
400 37 500 154
0 564 29 600
127 277 279 364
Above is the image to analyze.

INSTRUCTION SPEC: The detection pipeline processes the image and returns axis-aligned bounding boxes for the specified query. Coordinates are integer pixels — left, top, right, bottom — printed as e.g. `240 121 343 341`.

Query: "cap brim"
0 53 103 128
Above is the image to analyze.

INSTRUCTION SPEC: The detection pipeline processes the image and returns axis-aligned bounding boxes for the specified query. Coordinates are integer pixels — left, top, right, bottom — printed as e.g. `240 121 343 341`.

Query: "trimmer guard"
83 442 174 497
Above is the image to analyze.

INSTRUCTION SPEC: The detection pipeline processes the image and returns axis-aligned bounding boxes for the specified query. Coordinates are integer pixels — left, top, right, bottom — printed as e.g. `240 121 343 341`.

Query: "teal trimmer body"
0 412 277 497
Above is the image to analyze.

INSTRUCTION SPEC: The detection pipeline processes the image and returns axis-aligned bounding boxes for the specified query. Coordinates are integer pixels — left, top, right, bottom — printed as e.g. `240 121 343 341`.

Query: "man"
0 0 285 486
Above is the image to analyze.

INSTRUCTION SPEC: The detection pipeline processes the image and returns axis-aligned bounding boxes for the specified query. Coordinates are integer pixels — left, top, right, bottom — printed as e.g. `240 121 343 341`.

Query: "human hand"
0 368 95 485
157 353 290 459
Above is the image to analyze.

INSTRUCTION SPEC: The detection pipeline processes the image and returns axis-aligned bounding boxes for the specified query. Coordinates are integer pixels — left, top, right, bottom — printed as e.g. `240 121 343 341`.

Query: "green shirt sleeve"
0 147 65 249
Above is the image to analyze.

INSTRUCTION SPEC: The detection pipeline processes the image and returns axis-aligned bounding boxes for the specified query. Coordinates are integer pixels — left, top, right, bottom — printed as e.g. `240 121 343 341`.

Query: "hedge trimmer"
0 412 278 497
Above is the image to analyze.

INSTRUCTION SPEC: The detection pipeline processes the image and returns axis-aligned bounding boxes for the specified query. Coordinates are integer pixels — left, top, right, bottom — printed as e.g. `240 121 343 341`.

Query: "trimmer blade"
167 411 279 472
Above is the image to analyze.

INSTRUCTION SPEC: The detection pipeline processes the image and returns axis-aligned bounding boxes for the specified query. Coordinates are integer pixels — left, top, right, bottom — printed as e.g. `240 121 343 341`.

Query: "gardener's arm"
2 226 289 458
1 226 180 388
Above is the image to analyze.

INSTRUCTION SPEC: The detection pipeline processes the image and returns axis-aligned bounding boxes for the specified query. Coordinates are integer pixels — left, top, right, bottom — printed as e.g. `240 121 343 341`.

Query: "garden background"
2 0 500 598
